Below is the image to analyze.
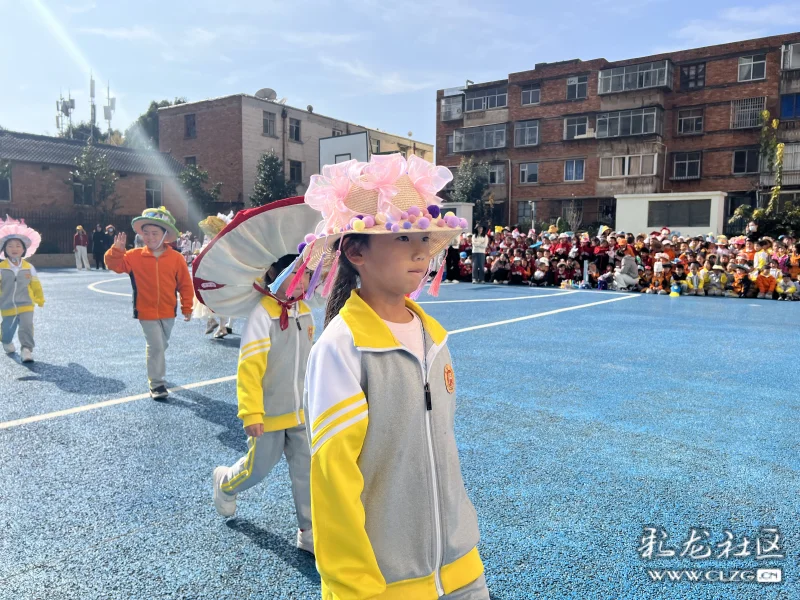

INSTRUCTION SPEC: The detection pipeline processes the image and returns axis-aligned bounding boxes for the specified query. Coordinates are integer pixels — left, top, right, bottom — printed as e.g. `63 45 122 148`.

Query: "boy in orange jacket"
105 207 194 399
755 266 777 300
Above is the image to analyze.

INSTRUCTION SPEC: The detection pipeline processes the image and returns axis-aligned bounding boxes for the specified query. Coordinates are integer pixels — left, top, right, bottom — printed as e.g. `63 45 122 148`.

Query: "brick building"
436 33 800 235
0 130 185 252
158 93 434 209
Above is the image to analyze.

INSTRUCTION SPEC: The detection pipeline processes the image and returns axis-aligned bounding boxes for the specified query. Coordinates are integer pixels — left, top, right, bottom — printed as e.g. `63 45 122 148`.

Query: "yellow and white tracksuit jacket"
776 279 797 297
304 290 484 600
237 295 315 430
0 259 45 317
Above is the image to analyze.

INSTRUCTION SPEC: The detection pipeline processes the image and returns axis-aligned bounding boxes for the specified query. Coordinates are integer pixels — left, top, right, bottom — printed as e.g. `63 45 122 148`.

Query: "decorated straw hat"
132 206 180 243
198 211 233 238
192 198 321 317
0 216 42 258
296 153 468 298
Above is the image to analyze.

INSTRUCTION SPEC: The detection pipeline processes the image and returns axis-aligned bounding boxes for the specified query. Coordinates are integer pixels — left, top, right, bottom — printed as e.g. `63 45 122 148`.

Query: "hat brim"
0 231 41 258
192 197 321 317
132 217 180 243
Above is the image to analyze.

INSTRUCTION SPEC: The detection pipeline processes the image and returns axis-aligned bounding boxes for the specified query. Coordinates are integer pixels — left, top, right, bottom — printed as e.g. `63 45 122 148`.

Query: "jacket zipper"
155 254 160 316
420 324 444 596
293 304 302 423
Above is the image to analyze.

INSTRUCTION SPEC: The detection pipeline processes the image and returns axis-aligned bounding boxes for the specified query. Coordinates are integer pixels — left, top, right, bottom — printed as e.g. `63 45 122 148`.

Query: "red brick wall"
158 96 244 205
436 32 800 226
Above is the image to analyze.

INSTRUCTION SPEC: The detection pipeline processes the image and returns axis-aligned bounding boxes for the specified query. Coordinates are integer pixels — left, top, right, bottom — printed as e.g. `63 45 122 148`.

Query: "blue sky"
1 0 798 147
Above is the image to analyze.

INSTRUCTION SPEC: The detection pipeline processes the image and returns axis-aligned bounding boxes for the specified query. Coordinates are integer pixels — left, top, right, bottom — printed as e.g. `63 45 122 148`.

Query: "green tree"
67 142 121 220
60 121 121 144
250 151 297 207
124 97 187 150
450 157 489 225
179 164 223 223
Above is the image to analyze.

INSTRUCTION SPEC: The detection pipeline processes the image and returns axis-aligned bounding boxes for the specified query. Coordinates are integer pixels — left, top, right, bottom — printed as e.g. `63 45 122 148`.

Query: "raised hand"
114 232 127 251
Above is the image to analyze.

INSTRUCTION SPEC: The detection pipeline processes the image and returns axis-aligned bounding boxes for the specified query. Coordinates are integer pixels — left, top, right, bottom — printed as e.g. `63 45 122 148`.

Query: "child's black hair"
264 253 300 285
2 238 27 258
324 234 370 328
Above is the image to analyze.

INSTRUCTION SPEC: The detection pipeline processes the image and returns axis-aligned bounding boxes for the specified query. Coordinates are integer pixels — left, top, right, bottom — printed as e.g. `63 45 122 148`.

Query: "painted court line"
0 376 236 431
419 290 577 304
88 277 132 297
0 295 637 430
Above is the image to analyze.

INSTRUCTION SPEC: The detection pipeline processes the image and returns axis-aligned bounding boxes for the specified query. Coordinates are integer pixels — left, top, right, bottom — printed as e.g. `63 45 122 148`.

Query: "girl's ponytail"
323 234 368 328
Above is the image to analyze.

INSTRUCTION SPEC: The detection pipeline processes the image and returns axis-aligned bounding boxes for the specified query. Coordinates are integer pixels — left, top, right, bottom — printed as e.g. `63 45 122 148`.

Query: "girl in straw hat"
0 216 44 362
193 199 321 554
299 154 489 599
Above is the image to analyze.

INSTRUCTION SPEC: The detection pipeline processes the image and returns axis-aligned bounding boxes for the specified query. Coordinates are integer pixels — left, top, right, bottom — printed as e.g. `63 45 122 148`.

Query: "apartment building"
436 32 800 235
159 93 433 209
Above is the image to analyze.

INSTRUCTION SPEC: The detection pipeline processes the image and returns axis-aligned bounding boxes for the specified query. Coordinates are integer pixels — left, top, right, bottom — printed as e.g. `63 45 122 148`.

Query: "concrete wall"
615 191 727 237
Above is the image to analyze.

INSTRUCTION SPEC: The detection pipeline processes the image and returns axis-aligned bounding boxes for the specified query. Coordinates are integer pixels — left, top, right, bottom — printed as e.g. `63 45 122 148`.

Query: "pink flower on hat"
406 155 452 207
305 159 364 229
360 153 406 221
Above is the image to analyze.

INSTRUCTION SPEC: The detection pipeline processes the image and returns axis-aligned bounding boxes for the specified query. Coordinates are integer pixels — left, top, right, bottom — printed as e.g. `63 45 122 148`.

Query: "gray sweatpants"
139 318 175 389
443 573 489 599
220 424 312 530
2 312 34 350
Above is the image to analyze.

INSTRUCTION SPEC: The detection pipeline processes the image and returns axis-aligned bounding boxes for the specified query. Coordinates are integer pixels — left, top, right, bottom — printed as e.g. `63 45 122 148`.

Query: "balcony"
453 123 507 153
730 97 766 129
782 43 800 71
598 60 673 95
761 143 800 186
440 95 464 122
596 106 663 139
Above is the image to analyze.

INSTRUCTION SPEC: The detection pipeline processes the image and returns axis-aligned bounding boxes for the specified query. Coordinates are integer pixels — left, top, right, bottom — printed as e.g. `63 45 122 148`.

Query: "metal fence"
3 208 139 254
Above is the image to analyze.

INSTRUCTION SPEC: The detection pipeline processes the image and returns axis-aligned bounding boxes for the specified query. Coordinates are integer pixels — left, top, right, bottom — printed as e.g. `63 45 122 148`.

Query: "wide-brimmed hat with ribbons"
132 206 180 243
0 215 42 258
192 198 321 317
198 211 234 238
295 153 468 298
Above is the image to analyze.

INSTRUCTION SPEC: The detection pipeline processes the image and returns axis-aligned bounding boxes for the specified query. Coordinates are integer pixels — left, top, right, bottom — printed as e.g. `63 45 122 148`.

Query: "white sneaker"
21 348 33 363
296 528 314 554
213 328 227 339
213 466 237 517
3 342 14 354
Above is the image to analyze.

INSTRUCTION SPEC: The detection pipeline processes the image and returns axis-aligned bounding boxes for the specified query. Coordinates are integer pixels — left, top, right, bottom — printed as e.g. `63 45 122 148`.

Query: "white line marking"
449 294 638 334
0 376 236 430
419 290 577 304
88 276 132 297
0 295 637 430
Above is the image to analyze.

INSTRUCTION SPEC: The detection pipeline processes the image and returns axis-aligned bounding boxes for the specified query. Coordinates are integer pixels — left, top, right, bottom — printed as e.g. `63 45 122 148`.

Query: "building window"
332 129 343 136
731 97 767 129
441 95 464 121
564 159 585 181
464 86 507 112
514 120 539 147
289 118 301 142
517 201 532 222
453 123 507 152
145 179 163 208
648 199 711 228
488 164 506 185
672 152 701 180
446 134 454 155
263 111 276 136
184 114 196 139
520 162 538 183
784 43 800 70
733 149 760 174
596 107 661 138
566 75 588 100
289 160 302 183
564 116 588 140
521 84 540 106
184 156 197 166
598 60 672 94
371 138 381 154
73 182 93 206
599 154 657 178
680 63 705 90
677 108 704 134
0 170 9 202
738 54 767 82
781 94 800 119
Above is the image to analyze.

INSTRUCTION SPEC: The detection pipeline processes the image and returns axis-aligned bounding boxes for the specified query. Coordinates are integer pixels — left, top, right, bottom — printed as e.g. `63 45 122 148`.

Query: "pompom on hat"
298 153 467 298
0 215 42 258
132 206 180 244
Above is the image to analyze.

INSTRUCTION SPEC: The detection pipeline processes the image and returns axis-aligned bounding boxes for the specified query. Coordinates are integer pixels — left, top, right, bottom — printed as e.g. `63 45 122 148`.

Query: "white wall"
442 202 474 232
319 132 369 171
615 192 727 237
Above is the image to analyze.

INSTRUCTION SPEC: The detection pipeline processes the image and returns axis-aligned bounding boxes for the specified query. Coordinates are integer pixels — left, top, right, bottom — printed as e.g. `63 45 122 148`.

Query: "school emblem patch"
308 325 315 342
444 364 455 394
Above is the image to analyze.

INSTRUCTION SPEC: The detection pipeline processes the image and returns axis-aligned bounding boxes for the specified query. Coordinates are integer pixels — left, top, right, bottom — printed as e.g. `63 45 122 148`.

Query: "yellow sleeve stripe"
311 407 368 455
241 337 270 353
311 400 367 449
312 391 366 434
239 342 271 362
